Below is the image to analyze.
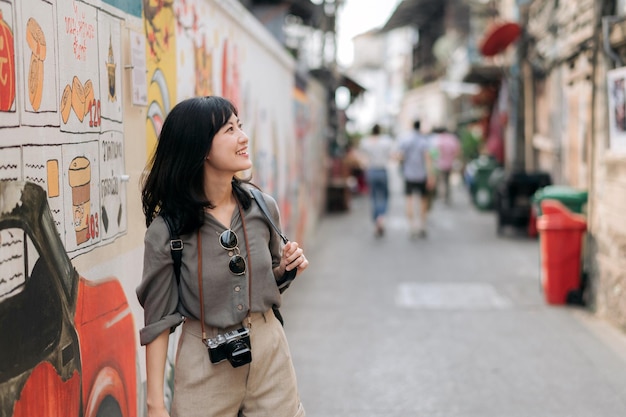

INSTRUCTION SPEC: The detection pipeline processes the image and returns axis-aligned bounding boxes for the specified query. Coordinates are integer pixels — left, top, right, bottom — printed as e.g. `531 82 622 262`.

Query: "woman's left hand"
283 241 309 273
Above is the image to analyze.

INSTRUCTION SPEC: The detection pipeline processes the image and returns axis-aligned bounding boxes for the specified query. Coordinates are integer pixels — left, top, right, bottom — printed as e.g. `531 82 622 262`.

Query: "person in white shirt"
358 124 395 237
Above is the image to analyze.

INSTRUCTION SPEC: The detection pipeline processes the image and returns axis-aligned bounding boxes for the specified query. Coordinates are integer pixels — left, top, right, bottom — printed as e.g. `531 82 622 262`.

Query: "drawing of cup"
69 156 91 245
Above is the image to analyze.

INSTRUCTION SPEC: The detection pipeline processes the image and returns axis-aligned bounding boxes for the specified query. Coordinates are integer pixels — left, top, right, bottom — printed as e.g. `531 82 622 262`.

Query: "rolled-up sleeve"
136 216 184 345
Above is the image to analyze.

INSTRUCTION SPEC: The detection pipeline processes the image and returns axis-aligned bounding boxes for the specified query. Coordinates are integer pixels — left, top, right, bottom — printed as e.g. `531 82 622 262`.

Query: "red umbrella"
479 22 522 57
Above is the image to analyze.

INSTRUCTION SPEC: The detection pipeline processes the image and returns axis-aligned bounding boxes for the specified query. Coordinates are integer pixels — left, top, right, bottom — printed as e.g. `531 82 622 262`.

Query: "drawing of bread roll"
83 79 94 119
61 84 72 123
71 76 85 122
26 18 46 61
28 53 43 111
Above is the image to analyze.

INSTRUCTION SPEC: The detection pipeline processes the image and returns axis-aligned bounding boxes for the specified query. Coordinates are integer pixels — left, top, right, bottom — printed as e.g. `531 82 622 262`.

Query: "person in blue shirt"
397 120 436 238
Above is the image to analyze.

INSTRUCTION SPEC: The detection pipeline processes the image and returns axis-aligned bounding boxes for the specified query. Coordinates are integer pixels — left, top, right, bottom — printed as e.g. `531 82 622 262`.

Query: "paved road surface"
282 169 626 417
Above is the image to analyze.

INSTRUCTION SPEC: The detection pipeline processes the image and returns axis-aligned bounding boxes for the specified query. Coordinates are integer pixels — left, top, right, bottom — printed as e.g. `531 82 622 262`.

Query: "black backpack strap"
250 188 288 244
162 213 183 285
250 189 298 326
250 189 297 289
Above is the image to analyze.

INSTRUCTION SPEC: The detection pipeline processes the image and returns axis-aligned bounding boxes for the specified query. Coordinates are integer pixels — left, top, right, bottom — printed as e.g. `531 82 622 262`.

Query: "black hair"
372 124 381 135
141 96 253 234
413 120 421 130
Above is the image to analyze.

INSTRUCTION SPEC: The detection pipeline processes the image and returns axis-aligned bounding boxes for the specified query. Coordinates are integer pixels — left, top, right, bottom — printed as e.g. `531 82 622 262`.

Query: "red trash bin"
536 200 587 305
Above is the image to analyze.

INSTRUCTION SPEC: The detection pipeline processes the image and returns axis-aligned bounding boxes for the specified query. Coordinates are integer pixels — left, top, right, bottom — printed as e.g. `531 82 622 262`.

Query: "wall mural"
293 86 326 246
0 0 134 416
0 0 328 416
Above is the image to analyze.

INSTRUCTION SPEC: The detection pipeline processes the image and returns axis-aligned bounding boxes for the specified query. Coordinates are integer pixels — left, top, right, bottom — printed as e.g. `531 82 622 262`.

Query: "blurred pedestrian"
397 120 435 238
137 96 308 417
359 124 394 237
433 127 461 204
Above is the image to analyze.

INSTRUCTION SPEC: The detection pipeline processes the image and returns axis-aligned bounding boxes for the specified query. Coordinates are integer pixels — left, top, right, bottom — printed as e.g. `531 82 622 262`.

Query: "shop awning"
479 21 522 57
380 0 443 32
309 68 367 101
339 74 366 100
462 64 503 84
243 0 323 27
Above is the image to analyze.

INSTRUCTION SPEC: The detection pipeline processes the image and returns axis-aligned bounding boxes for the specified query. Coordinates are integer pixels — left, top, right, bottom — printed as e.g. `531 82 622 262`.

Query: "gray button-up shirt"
136 189 284 345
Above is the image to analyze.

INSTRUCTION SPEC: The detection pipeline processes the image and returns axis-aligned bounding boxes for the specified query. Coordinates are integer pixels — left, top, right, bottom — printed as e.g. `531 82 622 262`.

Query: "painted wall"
0 0 327 415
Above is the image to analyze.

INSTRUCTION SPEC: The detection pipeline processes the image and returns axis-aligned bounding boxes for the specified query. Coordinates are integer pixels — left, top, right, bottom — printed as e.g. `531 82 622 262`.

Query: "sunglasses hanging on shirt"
218 229 247 275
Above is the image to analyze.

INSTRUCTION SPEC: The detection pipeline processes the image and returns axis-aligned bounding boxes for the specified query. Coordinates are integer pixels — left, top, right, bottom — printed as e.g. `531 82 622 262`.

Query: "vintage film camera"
206 327 252 368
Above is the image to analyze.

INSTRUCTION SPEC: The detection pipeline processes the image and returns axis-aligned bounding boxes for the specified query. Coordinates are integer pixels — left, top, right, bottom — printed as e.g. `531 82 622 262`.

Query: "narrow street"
282 166 626 417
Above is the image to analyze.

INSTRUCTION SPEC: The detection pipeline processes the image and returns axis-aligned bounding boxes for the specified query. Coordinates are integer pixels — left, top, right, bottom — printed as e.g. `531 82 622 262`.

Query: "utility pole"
321 0 343 156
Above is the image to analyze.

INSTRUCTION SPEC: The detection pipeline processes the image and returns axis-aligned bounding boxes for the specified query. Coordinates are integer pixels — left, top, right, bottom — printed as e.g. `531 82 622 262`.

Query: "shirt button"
234 286 241 292
237 304 243 311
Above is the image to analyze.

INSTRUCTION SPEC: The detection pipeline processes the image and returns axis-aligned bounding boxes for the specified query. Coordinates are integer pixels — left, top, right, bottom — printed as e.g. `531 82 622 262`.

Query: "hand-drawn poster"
98 11 122 123
19 0 58 127
130 30 147 106
61 140 101 252
57 0 100 133
0 0 18 127
22 143 64 231
608 66 626 152
99 130 126 240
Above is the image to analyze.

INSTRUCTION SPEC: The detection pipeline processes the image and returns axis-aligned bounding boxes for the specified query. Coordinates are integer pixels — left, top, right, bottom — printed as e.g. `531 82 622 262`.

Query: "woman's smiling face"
205 113 252 174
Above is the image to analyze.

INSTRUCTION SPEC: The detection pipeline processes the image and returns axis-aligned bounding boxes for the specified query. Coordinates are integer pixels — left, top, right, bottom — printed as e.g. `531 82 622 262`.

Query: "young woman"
137 96 308 417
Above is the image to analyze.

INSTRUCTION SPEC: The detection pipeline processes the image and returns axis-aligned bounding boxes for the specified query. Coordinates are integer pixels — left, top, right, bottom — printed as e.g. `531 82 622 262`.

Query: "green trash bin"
532 185 588 216
470 156 500 210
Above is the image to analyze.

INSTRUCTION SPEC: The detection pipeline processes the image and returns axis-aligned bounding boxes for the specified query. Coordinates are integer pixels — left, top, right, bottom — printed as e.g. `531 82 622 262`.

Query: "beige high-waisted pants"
171 309 305 417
